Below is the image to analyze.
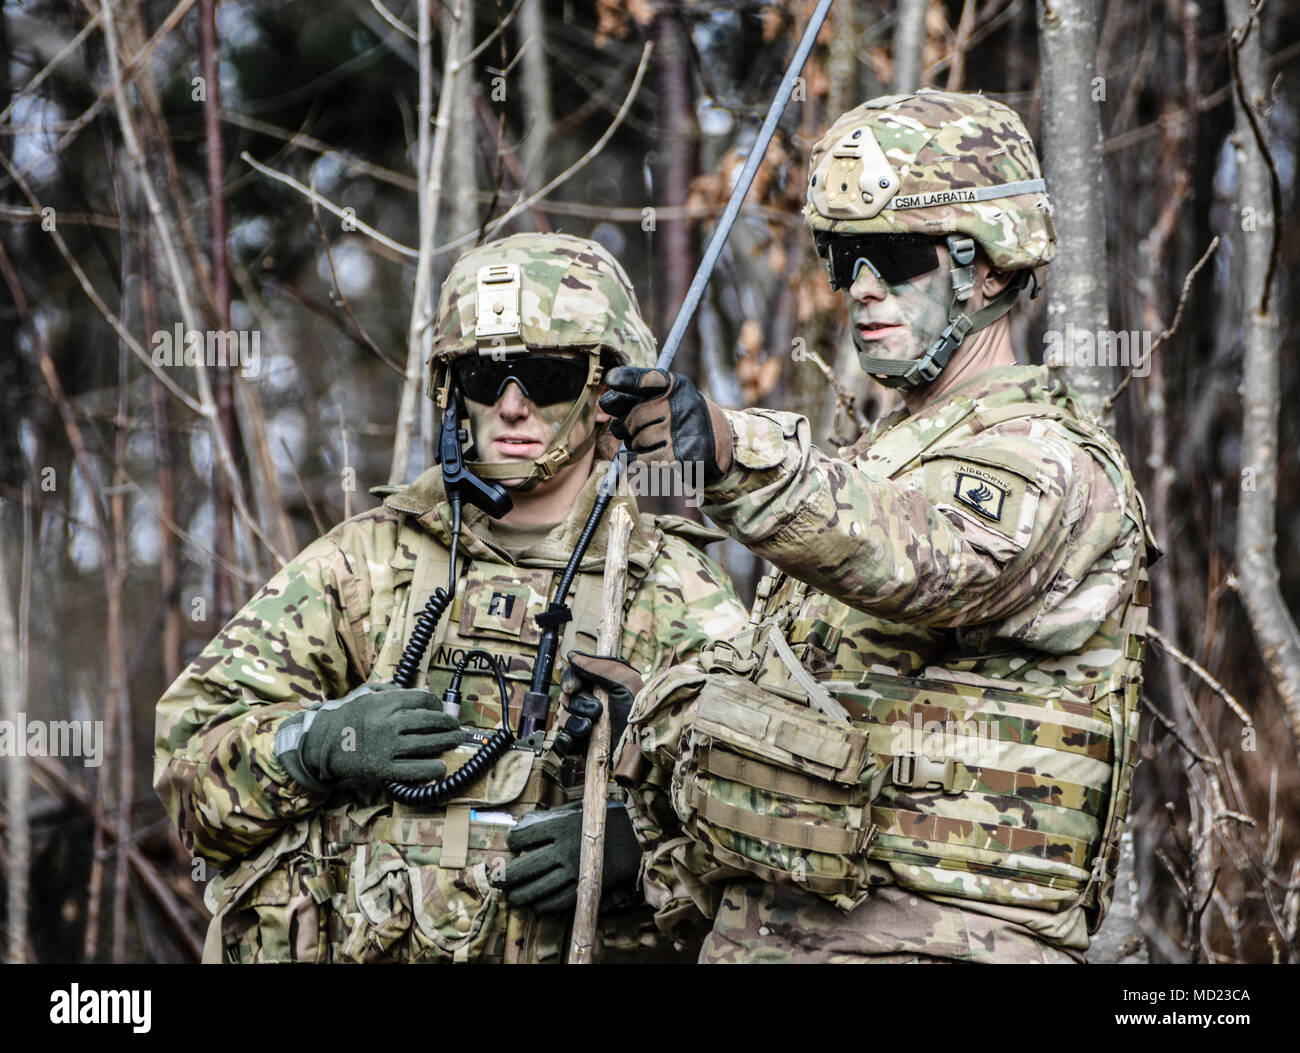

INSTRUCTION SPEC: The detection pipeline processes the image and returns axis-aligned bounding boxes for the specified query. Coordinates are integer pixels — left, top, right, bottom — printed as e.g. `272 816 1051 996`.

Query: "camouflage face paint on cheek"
889 267 953 355
462 386 594 462
848 262 953 367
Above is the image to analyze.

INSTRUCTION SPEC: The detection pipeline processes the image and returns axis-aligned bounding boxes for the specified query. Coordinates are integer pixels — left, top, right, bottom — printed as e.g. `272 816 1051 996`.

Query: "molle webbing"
741 389 1150 923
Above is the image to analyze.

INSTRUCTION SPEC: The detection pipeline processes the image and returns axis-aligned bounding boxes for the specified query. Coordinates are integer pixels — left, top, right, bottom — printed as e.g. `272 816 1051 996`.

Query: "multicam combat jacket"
626 365 1157 962
154 463 747 963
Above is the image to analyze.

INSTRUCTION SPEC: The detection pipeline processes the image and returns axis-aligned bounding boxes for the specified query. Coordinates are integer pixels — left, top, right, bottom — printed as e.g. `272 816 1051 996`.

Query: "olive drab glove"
599 367 734 484
493 802 642 914
274 682 464 792
552 650 644 756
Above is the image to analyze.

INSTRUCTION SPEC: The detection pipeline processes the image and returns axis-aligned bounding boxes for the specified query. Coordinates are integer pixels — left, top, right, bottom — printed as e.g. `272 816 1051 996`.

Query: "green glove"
494 802 641 914
274 682 464 791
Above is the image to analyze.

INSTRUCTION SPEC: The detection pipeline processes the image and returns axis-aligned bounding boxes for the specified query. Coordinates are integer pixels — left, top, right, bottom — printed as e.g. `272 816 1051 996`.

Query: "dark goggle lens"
452 355 592 406
823 235 942 290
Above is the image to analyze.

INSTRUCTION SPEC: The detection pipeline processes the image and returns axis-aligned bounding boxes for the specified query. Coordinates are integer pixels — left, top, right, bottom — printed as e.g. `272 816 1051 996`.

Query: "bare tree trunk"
1036 0 1110 422
945 0 977 92
1 499 28 963
393 0 461 485
448 3 477 244
518 0 553 192
1038 0 1132 961
893 0 929 93
142 236 182 683
110 239 133 964
201 0 238 621
1226 0 1300 755
653 10 697 374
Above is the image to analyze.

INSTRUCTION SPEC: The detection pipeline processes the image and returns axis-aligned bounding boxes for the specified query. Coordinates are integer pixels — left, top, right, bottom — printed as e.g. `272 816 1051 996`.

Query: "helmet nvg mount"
804 89 1057 388
430 233 657 490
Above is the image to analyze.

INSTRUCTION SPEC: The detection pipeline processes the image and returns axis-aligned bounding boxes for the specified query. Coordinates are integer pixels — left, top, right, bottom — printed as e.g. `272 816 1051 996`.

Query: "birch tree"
1036 0 1110 422
1226 0 1300 758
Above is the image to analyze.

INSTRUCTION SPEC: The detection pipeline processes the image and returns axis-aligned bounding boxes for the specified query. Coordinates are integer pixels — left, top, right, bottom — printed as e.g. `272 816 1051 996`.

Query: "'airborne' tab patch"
955 471 1008 521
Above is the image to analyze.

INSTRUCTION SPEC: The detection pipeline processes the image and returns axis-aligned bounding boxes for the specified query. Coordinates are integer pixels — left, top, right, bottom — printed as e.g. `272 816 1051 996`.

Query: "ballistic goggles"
816 233 945 291
451 354 597 407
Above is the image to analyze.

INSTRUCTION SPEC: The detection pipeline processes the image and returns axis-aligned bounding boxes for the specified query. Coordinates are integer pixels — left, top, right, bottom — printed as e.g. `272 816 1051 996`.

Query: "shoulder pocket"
920 447 1043 561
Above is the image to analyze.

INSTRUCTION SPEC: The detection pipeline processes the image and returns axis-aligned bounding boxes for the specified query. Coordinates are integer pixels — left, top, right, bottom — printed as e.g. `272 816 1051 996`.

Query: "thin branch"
0 154 203 414
392 0 447 485
1 0 199 191
339 410 354 522
1148 625 1252 726
308 180 398 373
94 0 276 566
219 109 418 192
435 41 654 260
240 151 418 258
279 438 327 538
1141 695 1216 764
923 0 1021 80
473 193 802 227
1228 7 1283 314
368 0 418 41
264 275 406 375
124 480 262 588
0 203 138 232
1106 236 1220 409
944 0 979 92
458 0 528 69
28 755 203 961
0 0 118 124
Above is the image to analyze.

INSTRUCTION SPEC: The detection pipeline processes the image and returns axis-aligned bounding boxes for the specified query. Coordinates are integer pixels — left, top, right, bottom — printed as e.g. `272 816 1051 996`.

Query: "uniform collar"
383 462 654 572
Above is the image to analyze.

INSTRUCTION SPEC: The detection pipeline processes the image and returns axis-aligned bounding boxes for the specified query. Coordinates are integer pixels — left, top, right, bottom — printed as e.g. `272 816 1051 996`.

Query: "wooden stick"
568 504 634 964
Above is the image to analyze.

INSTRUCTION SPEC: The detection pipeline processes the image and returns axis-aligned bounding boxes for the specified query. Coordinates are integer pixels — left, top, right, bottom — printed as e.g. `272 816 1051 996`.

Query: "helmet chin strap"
461 356 604 492
854 235 1027 390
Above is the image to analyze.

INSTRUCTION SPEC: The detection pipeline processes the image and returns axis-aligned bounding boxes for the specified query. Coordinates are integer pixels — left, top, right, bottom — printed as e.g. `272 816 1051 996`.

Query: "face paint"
460 352 598 489
846 247 954 374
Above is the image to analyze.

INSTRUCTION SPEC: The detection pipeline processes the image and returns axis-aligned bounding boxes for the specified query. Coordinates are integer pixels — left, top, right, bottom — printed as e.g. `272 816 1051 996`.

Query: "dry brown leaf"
595 0 639 48
769 241 787 277
628 0 655 26
761 6 784 42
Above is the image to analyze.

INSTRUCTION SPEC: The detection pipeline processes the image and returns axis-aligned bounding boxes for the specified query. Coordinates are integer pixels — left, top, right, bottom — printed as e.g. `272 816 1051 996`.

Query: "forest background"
1 0 1297 964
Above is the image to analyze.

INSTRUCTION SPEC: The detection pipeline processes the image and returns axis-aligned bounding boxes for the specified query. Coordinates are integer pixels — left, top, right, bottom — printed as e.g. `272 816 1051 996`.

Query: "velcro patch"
459 565 553 643
920 451 1041 562
954 470 1009 522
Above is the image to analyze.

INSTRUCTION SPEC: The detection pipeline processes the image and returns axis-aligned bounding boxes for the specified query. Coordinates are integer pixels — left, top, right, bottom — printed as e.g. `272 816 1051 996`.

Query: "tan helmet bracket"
474 263 526 355
808 127 900 221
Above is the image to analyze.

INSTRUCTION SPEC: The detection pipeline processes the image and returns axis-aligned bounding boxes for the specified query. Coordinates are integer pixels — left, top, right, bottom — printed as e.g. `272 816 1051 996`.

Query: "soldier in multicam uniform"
602 90 1159 963
154 233 748 963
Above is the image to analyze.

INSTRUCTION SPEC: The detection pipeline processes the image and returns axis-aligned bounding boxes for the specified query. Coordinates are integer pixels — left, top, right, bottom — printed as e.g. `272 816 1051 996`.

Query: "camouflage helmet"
429 233 656 489
804 89 1055 271
430 232 656 370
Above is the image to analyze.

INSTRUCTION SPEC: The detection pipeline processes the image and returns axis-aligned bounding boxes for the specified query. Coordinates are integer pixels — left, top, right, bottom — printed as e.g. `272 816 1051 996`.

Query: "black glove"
493 801 642 914
552 650 644 756
274 682 464 791
599 367 734 484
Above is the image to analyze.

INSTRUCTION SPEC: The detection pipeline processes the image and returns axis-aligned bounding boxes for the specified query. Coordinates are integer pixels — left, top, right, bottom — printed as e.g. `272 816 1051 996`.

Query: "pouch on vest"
209 819 332 963
662 622 885 911
828 585 1146 932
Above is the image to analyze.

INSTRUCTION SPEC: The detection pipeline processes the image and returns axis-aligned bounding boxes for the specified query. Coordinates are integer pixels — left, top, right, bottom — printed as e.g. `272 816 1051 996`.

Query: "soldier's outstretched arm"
701 407 1141 645
154 530 367 866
